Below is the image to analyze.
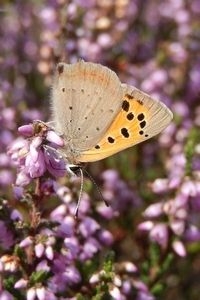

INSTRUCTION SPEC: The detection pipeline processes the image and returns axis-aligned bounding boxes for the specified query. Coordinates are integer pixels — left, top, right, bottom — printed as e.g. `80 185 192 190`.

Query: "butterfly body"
51 61 173 164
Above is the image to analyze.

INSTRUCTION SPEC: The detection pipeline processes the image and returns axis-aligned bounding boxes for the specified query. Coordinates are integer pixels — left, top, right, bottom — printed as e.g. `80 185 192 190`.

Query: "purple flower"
1 1 200 299
0 221 14 250
0 291 14 300
143 203 164 218
64 237 80 260
14 278 28 289
80 237 101 261
97 229 114 246
63 266 81 284
43 146 67 177
149 223 169 249
27 288 36 300
35 243 45 258
36 260 51 272
8 121 68 185
185 225 200 242
19 236 33 248
172 240 186 257
110 286 126 300
79 217 100 237
100 169 142 214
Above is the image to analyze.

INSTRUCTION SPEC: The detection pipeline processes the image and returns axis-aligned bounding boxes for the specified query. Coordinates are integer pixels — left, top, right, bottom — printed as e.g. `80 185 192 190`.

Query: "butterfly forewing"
78 85 173 162
51 61 124 158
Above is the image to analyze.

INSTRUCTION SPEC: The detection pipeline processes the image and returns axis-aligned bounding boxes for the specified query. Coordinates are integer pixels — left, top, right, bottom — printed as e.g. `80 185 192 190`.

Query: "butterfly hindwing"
78 85 173 162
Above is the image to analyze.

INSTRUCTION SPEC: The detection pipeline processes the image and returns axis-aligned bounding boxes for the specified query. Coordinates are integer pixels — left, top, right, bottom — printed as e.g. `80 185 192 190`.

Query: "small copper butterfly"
51 60 173 164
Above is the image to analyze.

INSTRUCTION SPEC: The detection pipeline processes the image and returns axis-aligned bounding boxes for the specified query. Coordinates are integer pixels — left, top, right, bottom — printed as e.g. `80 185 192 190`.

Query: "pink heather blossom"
35 243 45 258
14 279 28 289
19 236 33 248
36 286 46 300
79 217 100 237
9 121 68 185
27 288 36 300
18 124 34 136
143 202 163 218
46 130 64 146
149 223 169 249
1 2 200 299
172 240 186 257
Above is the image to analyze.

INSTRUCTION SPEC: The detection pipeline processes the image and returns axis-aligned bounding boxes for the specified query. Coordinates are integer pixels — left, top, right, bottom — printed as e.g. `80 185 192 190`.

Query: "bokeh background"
0 1 200 299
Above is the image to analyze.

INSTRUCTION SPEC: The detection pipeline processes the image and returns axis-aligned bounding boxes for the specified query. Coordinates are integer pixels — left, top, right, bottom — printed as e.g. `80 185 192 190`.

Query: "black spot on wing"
137 113 145 121
137 100 143 105
121 128 129 138
140 120 146 128
127 112 134 121
107 136 115 143
122 100 130 112
125 93 134 100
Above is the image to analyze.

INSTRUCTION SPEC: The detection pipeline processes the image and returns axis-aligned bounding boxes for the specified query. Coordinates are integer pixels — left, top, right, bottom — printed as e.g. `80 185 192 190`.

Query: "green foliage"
4 276 24 300
29 270 51 285
184 127 200 176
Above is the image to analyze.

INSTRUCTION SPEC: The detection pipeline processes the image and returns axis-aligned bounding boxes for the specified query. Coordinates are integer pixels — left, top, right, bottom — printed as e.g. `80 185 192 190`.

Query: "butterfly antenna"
74 167 84 218
82 168 109 207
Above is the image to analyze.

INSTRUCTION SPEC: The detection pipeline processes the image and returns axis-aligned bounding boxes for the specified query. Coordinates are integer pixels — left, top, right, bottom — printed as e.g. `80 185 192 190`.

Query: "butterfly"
51 60 173 164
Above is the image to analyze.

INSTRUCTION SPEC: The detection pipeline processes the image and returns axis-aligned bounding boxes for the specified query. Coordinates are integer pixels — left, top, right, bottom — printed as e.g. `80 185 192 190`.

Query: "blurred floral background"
0 0 200 299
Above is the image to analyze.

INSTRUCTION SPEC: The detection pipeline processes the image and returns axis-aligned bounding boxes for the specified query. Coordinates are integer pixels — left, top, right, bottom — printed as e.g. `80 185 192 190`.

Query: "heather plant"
0 1 200 299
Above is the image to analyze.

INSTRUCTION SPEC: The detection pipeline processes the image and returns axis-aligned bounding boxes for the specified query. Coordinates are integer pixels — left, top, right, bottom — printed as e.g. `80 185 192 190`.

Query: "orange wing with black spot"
78 86 173 162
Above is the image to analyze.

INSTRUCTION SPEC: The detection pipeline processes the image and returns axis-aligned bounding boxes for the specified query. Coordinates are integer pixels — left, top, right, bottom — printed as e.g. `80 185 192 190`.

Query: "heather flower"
0 0 200 299
0 221 14 250
0 291 14 300
14 278 28 289
1 255 20 272
97 229 114 246
149 223 169 249
8 121 67 185
79 216 100 237
100 169 142 213
172 240 186 257
185 225 200 242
